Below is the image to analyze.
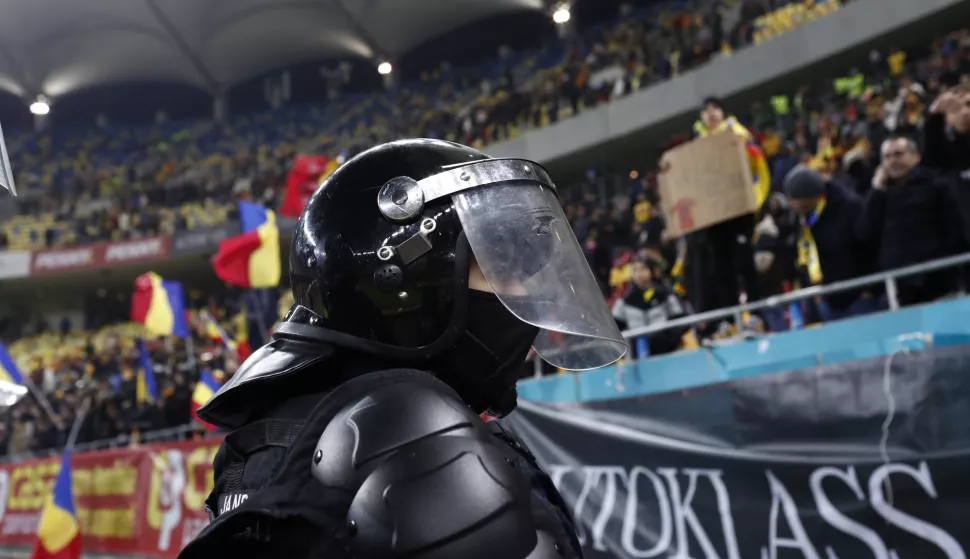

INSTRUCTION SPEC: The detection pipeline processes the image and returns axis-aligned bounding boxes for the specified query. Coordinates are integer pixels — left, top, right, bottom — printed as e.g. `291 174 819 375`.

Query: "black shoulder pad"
312 381 554 559
199 337 333 429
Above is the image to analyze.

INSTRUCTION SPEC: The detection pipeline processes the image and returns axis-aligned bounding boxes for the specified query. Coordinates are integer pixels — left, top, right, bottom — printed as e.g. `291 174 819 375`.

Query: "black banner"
504 344 970 559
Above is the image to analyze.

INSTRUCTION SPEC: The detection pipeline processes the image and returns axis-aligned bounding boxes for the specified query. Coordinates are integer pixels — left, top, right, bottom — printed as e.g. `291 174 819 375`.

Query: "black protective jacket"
178 305 581 559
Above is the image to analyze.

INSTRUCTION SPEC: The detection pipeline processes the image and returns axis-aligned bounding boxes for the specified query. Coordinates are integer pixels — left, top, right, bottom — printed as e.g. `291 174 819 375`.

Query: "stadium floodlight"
553 6 571 24
0 122 15 196
29 96 50 116
377 62 393 75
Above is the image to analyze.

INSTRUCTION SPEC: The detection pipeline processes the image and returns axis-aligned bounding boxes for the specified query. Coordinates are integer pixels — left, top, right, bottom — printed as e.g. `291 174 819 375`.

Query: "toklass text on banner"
503 343 970 559
0 437 221 558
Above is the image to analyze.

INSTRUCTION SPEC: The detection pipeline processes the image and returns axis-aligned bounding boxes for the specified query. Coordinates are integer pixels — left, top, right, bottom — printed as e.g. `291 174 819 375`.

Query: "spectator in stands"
856 134 966 306
752 193 798 330
680 97 766 317
783 165 876 321
924 86 970 241
611 256 688 357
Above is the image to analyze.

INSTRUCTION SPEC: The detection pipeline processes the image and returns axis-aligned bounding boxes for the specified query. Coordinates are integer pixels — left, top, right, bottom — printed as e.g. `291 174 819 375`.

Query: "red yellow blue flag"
31 451 81 559
130 272 190 338
210 202 281 289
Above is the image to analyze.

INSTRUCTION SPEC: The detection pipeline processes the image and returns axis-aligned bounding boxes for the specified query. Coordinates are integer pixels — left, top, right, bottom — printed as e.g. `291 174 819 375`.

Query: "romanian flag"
130 273 190 338
280 155 339 218
191 369 222 432
31 451 81 559
0 342 24 385
135 338 159 405
211 202 281 289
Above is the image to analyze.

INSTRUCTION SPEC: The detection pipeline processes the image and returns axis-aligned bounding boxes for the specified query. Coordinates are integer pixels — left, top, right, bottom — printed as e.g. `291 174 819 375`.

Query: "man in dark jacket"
856 134 966 306
784 166 876 321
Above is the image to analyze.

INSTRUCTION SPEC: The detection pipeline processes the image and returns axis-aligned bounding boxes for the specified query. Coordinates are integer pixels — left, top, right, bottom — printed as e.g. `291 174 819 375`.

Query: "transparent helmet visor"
453 182 627 370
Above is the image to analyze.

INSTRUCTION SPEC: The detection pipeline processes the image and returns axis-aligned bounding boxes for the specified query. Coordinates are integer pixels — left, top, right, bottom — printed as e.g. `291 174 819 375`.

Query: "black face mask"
430 290 539 416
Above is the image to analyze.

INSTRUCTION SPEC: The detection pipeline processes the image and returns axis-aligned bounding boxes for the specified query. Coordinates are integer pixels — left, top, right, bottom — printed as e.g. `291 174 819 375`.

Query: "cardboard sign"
658 131 756 238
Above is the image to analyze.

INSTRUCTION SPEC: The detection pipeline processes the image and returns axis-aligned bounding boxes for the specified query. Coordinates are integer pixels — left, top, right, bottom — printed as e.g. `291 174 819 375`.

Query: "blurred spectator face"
881 137 920 180
630 261 653 288
701 102 724 129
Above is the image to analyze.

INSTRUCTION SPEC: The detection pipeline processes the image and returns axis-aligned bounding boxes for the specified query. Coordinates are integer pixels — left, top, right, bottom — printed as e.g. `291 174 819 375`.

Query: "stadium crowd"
4 0 970 459
0 0 836 250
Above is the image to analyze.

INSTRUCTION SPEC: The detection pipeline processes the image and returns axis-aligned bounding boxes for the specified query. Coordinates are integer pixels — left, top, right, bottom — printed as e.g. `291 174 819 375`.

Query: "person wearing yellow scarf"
783 166 875 321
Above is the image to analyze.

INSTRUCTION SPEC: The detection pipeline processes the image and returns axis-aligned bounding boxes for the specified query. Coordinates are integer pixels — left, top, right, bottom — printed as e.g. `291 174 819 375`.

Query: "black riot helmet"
283 139 625 409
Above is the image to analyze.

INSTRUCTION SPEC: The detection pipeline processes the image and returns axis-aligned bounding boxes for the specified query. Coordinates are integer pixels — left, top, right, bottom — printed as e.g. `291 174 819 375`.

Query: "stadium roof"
0 0 545 99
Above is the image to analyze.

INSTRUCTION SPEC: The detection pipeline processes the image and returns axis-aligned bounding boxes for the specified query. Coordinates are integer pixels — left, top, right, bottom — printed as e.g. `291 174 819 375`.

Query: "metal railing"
533 250 970 375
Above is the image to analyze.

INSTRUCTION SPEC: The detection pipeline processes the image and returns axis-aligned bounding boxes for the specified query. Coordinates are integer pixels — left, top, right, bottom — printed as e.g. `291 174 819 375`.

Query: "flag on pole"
202 312 238 355
135 338 159 405
30 451 81 559
211 202 281 289
131 273 190 338
191 369 222 432
0 342 24 385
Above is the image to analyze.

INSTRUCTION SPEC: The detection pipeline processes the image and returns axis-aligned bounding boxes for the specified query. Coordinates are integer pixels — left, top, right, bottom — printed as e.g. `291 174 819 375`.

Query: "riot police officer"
178 139 627 559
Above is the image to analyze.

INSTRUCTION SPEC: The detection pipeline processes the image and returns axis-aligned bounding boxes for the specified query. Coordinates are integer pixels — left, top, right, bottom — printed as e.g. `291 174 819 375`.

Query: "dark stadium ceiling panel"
0 0 543 98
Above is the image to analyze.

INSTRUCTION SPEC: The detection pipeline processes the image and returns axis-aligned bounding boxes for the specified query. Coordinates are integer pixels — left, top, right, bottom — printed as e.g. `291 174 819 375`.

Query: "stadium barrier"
531 250 970 377
0 437 220 558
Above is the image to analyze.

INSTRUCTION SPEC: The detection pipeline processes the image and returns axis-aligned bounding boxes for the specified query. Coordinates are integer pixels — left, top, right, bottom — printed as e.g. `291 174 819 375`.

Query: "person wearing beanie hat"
783 165 827 215
782 165 875 320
